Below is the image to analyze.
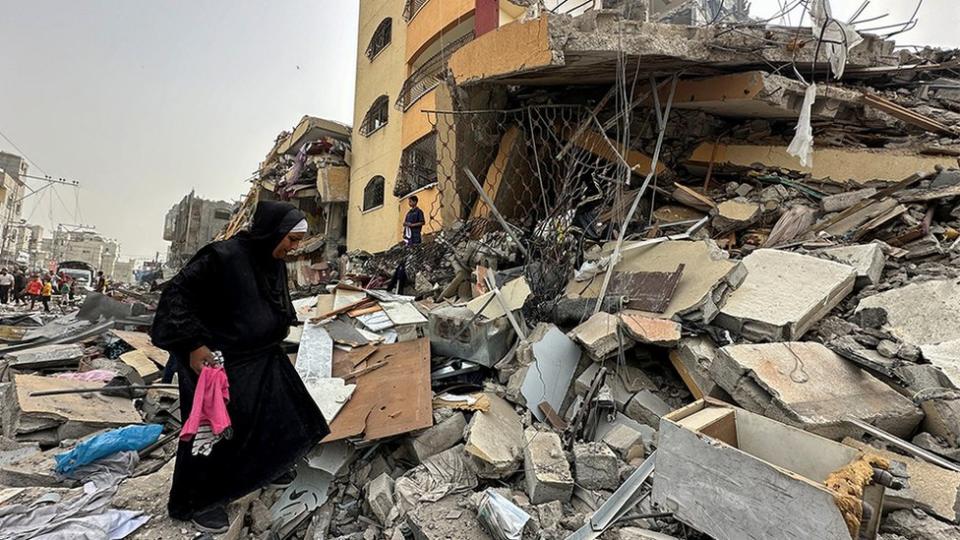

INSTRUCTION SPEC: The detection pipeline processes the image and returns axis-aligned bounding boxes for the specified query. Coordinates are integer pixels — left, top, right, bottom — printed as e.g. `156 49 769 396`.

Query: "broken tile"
715 249 856 341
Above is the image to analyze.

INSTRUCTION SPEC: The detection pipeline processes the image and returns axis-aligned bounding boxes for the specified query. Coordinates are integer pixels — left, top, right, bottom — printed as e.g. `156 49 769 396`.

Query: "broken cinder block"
570 311 629 361
366 472 396 526
464 394 524 479
625 390 672 428
523 429 573 504
573 442 619 491
818 243 886 289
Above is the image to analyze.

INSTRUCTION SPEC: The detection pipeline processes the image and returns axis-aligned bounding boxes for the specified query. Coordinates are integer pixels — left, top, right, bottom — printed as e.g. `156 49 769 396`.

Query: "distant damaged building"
163 191 234 269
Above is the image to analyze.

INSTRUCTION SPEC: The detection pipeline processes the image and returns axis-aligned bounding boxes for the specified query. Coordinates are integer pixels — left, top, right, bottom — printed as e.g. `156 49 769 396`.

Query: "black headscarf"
237 201 305 322
238 201 306 257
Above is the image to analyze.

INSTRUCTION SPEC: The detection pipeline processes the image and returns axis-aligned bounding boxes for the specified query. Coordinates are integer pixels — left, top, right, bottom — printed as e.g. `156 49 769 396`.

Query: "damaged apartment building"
220 115 352 289
8 2 960 540
162 191 234 270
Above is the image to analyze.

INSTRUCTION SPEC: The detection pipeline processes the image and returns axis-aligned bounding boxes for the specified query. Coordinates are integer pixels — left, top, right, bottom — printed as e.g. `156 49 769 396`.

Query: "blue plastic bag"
55 424 163 475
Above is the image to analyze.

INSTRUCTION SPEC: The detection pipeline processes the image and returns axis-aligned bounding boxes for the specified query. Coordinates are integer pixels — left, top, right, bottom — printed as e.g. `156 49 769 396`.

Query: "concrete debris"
625 390 672 428
366 472 396 526
818 243 887 289
523 429 573 504
716 249 857 341
409 412 467 464
464 394 524 478
619 311 681 347
711 342 922 439
570 311 628 361
573 442 619 491
881 510 960 540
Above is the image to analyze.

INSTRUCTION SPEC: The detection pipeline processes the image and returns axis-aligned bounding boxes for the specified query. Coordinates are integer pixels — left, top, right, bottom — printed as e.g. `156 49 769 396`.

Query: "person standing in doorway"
402 195 425 246
0 269 14 304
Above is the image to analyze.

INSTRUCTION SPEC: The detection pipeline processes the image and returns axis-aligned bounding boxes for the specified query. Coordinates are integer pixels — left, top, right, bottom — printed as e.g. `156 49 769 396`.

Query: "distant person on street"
403 195 425 246
40 276 53 312
151 201 329 533
0 269 14 304
12 269 25 304
26 275 42 310
95 270 106 293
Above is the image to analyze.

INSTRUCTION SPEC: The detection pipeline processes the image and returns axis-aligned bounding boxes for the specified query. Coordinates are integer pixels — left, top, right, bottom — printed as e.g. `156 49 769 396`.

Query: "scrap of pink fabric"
180 365 232 440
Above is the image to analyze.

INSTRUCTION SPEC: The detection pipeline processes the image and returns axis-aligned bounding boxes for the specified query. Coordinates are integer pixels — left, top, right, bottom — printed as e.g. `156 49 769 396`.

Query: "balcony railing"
403 0 430 22
395 136 438 197
396 32 474 111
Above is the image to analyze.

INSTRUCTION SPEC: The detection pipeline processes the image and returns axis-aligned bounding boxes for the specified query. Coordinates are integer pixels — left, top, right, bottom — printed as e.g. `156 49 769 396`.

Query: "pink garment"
180 365 232 440
53 369 117 383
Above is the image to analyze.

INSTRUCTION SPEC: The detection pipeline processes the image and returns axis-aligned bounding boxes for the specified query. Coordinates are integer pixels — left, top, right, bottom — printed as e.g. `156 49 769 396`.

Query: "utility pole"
0 174 80 265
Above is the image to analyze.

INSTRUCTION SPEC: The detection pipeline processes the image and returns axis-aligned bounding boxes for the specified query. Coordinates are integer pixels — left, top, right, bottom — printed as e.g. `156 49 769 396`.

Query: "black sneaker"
191 505 229 534
270 469 297 488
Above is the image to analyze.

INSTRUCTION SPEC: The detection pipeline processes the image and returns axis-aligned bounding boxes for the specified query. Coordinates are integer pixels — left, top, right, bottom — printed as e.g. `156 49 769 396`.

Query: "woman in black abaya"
151 201 329 532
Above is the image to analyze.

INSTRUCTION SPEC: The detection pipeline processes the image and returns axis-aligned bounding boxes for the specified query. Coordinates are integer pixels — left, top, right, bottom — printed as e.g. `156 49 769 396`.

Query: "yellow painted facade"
349 0 522 253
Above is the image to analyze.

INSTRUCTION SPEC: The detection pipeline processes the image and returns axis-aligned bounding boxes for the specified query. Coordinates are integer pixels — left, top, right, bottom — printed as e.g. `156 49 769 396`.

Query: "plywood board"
120 350 160 380
111 330 169 367
14 374 142 425
323 338 432 443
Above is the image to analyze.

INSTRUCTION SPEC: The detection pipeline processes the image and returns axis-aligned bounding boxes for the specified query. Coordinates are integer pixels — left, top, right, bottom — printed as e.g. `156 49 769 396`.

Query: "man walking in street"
12 269 25 304
0 269 13 304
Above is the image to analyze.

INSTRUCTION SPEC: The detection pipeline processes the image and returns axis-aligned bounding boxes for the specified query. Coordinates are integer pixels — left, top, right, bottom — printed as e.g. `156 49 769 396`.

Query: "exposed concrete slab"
715 249 856 341
619 311 681 347
857 279 960 347
711 342 922 440
687 142 960 184
817 244 886 289
845 438 960 524
566 240 746 324
523 429 573 504
464 393 524 479
449 12 892 87
570 311 627 361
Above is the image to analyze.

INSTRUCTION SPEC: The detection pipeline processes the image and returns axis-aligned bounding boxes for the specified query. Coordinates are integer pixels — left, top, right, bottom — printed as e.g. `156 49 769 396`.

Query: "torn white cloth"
58 451 139 491
289 219 309 233
809 0 863 79
787 83 818 167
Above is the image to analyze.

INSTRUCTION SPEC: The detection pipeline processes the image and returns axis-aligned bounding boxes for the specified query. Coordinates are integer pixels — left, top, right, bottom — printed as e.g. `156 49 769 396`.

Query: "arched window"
366 18 392 60
363 176 385 211
359 95 389 136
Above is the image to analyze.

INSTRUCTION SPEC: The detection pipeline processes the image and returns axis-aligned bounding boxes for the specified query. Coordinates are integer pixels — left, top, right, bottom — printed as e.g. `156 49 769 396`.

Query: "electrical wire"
0 127 49 176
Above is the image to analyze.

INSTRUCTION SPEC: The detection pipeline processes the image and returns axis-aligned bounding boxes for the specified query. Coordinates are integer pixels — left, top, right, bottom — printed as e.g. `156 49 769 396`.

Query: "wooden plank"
862 94 955 136
669 350 704 400
895 183 960 203
538 402 568 431
323 338 432 443
672 183 716 211
111 330 169 367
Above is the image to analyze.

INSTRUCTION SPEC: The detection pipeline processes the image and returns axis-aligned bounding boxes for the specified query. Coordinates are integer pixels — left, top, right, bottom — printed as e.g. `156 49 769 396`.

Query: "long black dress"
150 201 329 519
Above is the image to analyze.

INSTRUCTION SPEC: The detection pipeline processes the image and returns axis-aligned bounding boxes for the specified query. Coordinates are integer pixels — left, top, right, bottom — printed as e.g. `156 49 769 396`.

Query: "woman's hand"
189 346 216 374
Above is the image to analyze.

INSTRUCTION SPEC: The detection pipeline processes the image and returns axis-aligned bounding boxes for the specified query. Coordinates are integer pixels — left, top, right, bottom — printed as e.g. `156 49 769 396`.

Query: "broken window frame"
365 18 392 60
395 134 437 198
363 175 385 212
359 95 390 137
402 0 429 22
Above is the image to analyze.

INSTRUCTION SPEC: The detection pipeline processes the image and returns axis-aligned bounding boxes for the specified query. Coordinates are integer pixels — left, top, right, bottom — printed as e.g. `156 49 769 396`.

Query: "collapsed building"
4 1 960 540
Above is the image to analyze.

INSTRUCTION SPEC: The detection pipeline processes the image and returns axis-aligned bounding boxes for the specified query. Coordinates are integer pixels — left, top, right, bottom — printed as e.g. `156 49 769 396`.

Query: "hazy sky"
0 0 956 260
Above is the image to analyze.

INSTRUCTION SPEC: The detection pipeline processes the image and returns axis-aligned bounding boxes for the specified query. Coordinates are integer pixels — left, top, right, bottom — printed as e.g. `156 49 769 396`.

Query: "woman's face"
272 232 305 259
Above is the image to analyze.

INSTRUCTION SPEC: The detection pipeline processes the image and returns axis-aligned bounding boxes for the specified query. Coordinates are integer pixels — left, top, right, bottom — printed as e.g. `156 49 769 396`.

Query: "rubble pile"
5 4 960 540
